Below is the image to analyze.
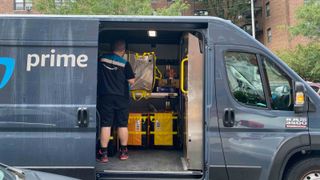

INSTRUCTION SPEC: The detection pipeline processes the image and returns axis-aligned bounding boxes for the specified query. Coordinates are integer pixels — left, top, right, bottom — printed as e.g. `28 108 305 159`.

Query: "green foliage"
290 0 320 41
277 43 320 81
33 0 189 16
156 0 190 16
278 0 320 82
207 0 251 23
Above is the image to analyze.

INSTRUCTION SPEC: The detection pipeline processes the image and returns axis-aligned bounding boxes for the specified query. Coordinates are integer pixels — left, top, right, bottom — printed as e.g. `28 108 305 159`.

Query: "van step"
96 170 203 179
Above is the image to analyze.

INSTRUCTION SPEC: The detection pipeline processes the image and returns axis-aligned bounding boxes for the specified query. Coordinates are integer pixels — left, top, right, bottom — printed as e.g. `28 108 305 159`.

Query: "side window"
224 52 267 108
262 56 293 111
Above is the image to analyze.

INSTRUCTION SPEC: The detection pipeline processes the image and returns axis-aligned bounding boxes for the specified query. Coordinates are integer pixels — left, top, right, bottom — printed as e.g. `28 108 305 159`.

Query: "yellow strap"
180 56 188 94
153 54 163 88
131 90 151 101
150 131 177 135
150 114 177 122
129 131 147 135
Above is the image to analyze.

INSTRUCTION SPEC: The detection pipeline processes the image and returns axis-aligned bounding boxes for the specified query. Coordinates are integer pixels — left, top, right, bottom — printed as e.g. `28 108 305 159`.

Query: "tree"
156 0 190 16
278 43 320 81
33 0 189 16
206 0 251 24
277 0 320 82
290 0 320 41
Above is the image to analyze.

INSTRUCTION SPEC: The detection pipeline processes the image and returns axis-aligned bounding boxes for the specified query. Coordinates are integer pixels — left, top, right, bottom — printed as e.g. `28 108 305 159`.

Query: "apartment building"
258 0 309 51
0 0 308 51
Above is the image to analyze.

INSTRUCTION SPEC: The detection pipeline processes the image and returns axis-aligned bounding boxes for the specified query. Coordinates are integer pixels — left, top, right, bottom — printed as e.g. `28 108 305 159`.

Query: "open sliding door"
183 33 204 170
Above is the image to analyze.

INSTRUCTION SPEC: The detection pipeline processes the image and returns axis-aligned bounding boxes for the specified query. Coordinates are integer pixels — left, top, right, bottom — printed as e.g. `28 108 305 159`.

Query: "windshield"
0 167 16 180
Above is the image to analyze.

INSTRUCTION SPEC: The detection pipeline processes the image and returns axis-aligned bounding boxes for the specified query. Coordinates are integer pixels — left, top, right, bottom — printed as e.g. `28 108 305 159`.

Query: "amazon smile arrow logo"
0 57 15 89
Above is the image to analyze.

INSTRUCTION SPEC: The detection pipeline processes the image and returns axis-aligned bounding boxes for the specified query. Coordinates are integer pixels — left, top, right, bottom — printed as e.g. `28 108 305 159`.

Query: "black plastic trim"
208 166 228 180
227 165 261 180
96 171 203 179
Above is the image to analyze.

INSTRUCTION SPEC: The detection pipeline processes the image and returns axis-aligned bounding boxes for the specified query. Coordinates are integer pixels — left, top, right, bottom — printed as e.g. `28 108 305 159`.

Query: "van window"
262 56 293 111
224 52 267 108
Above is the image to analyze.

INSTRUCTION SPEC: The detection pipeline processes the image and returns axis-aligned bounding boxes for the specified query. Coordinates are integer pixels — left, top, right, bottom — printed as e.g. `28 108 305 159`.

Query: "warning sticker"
285 117 308 128
135 120 141 131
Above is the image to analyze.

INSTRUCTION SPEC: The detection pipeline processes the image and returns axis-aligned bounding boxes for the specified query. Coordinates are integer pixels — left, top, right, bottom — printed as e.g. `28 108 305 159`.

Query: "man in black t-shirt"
97 40 135 163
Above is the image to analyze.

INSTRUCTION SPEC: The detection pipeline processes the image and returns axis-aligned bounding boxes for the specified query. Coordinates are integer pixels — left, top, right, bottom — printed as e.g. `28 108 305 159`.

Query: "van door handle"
77 108 89 128
223 108 235 127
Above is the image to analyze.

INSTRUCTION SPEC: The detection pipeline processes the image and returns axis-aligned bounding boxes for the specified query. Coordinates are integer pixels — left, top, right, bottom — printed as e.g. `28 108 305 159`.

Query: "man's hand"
128 78 135 85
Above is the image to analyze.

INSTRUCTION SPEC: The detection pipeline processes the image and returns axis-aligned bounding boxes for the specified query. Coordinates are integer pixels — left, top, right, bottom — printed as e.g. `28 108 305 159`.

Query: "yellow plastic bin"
149 113 178 148
128 113 148 147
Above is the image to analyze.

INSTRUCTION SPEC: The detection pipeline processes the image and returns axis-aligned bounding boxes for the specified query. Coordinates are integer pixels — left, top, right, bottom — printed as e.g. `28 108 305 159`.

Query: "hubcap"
303 171 320 180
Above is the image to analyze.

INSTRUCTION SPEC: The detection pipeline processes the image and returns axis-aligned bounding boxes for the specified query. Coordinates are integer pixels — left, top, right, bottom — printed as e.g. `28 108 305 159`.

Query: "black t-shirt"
97 53 135 98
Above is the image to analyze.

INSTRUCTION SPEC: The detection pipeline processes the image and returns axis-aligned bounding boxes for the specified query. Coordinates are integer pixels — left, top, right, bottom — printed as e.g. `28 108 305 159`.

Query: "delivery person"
97 40 135 163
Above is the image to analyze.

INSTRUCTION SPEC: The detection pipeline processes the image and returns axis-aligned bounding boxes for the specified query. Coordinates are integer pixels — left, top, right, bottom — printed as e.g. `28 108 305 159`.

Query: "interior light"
148 30 157 37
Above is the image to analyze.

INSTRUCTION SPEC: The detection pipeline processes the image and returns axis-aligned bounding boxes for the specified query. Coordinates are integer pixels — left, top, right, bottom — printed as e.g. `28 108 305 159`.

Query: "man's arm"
128 78 135 85
125 62 135 86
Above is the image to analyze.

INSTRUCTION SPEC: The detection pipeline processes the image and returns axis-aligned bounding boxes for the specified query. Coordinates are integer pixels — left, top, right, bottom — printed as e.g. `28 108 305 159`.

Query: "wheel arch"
268 133 310 180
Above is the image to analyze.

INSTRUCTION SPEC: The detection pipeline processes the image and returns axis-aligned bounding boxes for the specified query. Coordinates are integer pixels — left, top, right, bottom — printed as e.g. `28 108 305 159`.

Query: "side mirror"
294 82 306 113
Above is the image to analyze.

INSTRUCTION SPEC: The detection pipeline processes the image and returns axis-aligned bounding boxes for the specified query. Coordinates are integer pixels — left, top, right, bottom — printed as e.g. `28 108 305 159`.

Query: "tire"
284 157 320 180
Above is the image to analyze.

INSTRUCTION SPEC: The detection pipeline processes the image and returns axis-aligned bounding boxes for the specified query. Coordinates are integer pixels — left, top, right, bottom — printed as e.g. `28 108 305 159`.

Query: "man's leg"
118 126 129 160
115 106 129 160
97 96 113 163
117 127 128 146
100 127 111 148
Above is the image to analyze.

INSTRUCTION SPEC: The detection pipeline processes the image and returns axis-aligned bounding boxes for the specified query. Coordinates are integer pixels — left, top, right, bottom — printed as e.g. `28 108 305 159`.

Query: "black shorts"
97 95 129 127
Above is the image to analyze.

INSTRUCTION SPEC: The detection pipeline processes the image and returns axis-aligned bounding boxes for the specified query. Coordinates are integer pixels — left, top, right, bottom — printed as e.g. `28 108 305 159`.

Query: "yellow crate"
150 113 177 146
128 113 147 146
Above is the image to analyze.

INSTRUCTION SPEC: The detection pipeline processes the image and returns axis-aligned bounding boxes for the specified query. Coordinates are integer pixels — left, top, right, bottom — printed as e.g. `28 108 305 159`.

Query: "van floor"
96 149 184 172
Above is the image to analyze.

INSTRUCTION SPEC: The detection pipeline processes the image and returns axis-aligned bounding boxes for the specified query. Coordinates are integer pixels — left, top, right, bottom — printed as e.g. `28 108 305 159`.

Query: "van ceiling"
99 30 183 44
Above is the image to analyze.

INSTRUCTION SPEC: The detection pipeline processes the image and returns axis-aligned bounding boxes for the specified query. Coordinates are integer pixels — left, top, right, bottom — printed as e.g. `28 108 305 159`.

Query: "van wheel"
284 157 320 180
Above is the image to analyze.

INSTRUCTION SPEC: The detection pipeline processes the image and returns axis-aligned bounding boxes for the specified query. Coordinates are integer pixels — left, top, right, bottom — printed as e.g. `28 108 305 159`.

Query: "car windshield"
0 167 16 180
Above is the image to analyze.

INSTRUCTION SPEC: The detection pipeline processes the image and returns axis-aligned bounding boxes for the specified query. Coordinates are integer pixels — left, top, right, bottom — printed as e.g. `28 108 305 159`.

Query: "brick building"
0 0 308 51
257 0 309 51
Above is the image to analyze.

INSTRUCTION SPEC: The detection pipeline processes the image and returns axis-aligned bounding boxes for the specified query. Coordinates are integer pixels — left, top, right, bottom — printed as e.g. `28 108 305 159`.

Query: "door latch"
223 108 235 127
77 107 89 128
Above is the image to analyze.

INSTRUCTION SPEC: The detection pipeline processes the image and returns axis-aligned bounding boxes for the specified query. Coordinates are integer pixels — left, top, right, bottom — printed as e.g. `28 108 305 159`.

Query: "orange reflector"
296 92 305 105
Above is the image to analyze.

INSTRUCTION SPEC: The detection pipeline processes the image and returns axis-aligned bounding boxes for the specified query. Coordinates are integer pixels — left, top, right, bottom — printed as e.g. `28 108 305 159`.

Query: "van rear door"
0 17 98 178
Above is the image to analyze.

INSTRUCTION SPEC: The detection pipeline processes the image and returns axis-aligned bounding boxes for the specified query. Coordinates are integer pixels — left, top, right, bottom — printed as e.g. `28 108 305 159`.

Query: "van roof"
0 14 227 23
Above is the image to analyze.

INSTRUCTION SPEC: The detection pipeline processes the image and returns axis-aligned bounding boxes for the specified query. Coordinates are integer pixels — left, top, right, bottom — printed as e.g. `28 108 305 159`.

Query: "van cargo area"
96 23 204 177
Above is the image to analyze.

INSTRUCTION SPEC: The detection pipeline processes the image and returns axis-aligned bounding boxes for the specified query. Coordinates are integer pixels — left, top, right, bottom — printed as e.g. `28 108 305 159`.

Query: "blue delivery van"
0 15 319 180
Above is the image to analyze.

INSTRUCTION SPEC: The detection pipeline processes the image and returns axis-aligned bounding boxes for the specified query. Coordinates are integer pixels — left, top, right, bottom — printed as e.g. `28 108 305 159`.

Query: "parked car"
0 163 78 180
307 82 320 95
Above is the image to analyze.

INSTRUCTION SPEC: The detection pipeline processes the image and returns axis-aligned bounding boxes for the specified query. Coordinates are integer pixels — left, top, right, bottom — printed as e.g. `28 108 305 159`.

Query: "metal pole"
251 0 256 38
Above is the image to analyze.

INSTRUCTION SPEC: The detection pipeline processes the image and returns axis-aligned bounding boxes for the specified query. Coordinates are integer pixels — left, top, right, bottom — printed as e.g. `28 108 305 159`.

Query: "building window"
266 2 270 17
267 28 272 43
14 0 32 11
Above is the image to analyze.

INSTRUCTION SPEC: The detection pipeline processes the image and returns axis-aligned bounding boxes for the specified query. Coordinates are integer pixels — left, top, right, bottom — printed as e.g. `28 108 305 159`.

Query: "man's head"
112 40 126 56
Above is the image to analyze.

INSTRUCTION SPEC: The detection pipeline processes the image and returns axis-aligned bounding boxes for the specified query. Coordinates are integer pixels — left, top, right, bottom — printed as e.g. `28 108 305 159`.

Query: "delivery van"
0 15 319 180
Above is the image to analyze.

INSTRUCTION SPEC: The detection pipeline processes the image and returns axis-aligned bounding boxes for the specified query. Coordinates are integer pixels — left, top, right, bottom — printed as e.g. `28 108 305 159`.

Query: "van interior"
96 22 206 178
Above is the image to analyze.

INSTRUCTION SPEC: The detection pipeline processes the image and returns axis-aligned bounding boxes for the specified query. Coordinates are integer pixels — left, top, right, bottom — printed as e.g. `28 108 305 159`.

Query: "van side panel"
0 18 98 167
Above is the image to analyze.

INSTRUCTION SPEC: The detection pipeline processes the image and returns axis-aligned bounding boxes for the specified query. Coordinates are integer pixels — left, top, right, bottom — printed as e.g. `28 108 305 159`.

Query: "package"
126 52 161 91
149 113 178 147
128 113 148 147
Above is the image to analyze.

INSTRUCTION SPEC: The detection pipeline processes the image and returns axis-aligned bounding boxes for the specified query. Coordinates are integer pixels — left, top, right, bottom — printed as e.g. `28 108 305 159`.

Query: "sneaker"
97 149 109 163
119 148 129 160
